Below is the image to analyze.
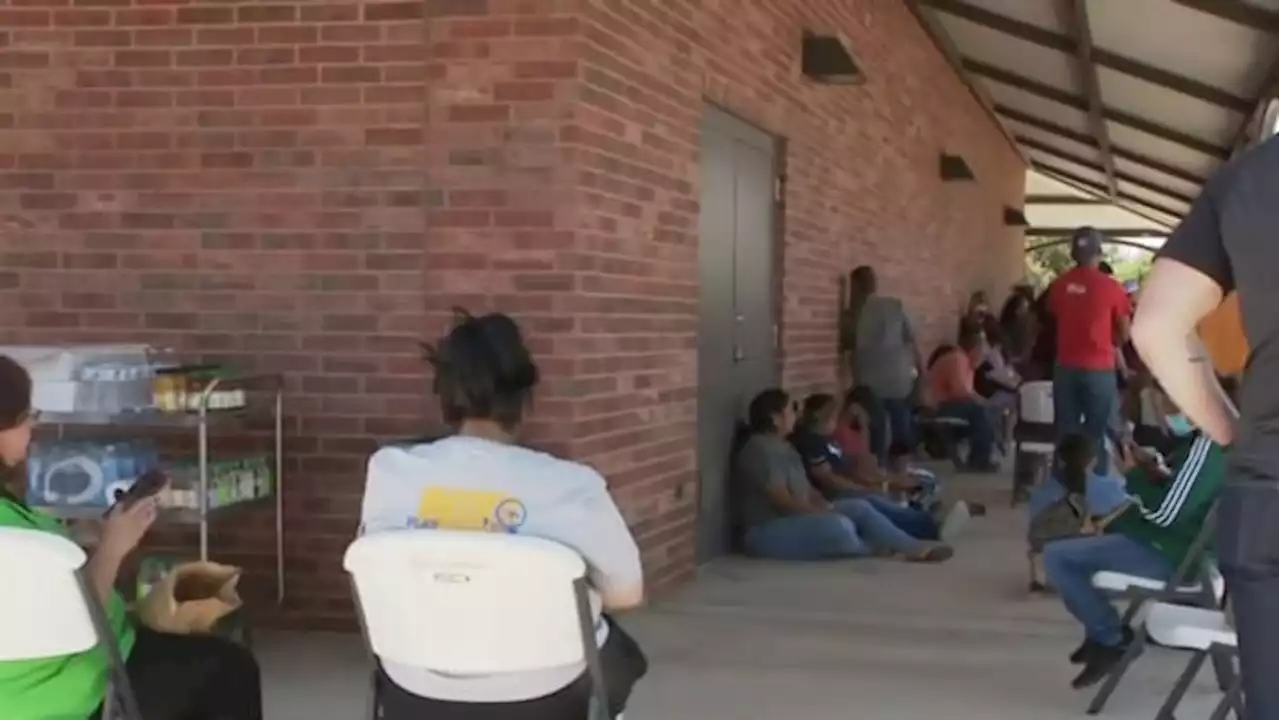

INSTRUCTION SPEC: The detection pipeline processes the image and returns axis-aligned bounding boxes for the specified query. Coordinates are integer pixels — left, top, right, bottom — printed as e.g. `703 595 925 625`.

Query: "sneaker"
1068 639 1096 665
1070 627 1133 665
939 501 971 543
906 543 954 563
1070 643 1127 689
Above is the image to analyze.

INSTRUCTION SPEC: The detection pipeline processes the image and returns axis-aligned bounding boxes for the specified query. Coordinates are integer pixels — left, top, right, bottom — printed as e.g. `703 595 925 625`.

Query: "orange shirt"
1198 293 1247 376
928 348 975 405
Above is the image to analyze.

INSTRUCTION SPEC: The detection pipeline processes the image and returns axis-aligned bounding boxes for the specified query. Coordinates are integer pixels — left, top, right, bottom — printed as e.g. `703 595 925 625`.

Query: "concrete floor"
258 472 1228 720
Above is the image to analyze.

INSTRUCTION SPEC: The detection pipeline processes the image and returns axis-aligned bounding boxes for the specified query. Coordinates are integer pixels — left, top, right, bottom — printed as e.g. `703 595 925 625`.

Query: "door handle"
733 345 746 363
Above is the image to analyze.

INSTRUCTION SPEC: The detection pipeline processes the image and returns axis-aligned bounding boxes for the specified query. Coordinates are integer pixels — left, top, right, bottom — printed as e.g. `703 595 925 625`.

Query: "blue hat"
1070 226 1105 264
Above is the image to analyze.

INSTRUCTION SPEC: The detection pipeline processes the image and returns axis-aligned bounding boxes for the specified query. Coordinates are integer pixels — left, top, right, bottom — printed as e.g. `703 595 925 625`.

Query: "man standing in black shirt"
1131 131 1277 720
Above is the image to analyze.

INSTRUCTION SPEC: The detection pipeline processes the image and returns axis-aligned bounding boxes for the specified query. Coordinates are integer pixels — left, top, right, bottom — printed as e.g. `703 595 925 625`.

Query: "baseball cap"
1070 226 1105 264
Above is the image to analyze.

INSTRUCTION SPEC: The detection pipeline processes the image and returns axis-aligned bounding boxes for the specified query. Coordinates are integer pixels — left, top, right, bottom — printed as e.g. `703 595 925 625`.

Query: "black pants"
378 619 648 720
121 627 263 720
1217 482 1278 720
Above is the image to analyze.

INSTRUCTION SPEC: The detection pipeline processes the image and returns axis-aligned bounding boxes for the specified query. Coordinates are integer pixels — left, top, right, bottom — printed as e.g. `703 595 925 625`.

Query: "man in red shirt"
1046 227 1132 475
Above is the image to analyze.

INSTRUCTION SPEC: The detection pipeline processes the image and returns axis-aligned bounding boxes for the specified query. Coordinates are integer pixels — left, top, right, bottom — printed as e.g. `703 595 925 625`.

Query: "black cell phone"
112 469 169 512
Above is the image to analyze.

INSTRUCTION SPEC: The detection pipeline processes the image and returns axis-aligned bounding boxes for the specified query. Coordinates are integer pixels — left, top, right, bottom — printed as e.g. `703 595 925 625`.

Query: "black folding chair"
77 570 144 720
1086 508 1231 715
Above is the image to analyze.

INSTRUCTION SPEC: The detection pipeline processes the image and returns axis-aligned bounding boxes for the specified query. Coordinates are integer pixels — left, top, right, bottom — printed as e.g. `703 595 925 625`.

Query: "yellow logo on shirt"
415 487 527 533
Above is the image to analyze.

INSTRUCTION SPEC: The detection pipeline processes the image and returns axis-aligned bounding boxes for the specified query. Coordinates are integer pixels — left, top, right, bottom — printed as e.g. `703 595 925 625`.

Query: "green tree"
1023 238 1154 289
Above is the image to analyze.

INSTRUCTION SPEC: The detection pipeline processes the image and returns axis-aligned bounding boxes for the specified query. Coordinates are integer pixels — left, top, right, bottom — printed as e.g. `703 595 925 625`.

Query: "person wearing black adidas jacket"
1043 385 1225 690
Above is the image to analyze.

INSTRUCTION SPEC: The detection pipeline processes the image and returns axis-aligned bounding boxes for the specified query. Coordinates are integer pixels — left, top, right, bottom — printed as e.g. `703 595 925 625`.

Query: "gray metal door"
696 108 778 561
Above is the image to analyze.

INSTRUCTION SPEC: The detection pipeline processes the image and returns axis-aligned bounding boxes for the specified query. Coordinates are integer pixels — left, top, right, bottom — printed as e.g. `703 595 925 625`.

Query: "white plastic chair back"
1018 381 1054 424
0 528 97 662
343 530 599 675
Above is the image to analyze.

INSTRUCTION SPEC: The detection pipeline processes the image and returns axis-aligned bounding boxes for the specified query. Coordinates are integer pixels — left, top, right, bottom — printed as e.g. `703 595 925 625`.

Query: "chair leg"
1207 672 1243 720
1208 645 1236 692
1153 650 1208 720
367 671 378 720
1086 632 1148 715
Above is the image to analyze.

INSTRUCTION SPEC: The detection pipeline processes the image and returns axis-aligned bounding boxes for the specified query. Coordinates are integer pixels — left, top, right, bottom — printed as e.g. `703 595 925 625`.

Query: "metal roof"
910 0 1279 229
1024 170 1169 239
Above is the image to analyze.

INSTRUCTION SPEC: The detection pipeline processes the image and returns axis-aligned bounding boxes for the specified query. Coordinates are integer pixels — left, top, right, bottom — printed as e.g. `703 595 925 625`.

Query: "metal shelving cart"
34 374 286 605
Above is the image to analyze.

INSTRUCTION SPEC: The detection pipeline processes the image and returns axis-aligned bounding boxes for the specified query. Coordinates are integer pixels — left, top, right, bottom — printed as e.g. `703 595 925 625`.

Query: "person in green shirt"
1042 382 1225 692
0 355 263 720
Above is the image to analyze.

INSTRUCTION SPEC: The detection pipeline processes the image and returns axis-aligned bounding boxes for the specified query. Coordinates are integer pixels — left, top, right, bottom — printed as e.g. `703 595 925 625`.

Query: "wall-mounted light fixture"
940 153 975 181
1003 206 1028 226
801 31 865 85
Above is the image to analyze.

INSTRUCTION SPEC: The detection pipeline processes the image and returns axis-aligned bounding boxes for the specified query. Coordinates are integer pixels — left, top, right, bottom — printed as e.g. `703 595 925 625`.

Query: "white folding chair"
0 527 141 720
1144 602 1242 720
1086 510 1231 715
1012 380 1055 505
343 530 616 720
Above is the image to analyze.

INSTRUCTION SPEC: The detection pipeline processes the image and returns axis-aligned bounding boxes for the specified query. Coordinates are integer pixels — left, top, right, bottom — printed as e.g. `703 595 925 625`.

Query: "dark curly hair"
421 310 539 431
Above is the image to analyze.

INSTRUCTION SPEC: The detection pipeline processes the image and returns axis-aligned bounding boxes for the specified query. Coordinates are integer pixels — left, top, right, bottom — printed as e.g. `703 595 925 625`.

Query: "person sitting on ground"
358 311 648 720
1042 385 1226 690
832 386 874 461
0 355 264 720
790 393 954 542
923 324 1000 472
734 388 953 563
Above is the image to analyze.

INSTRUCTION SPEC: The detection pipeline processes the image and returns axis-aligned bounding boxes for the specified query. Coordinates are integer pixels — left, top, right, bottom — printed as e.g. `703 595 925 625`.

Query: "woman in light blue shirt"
358 311 647 720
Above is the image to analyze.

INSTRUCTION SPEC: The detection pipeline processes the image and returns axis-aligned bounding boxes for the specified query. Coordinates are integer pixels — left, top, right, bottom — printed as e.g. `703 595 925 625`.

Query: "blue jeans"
937 399 995 466
1053 366 1118 475
743 498 926 560
883 397 916 455
836 490 939 540
1043 533 1172 646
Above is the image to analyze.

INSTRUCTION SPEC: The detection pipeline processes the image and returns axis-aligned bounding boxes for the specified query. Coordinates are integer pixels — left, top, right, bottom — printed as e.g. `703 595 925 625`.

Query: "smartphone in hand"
112 469 169 512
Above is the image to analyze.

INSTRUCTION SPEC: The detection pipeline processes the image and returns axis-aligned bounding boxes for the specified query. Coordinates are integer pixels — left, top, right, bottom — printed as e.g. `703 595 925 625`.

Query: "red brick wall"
0 0 431 625
560 0 1027 587
1 0 1025 626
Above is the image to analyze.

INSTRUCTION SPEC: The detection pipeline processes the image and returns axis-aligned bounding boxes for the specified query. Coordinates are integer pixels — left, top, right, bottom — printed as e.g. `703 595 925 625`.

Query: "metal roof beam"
1025 194 1108 205
1031 162 1184 222
922 0 1255 112
1026 228 1168 239
1063 0 1117 199
964 58 1231 158
1172 0 1279 34
995 105 1209 186
1018 136 1196 205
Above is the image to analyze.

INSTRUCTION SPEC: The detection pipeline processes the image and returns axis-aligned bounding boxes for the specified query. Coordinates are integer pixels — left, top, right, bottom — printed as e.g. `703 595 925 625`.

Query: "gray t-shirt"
853 295 919 400
359 436 642 701
736 433 811 527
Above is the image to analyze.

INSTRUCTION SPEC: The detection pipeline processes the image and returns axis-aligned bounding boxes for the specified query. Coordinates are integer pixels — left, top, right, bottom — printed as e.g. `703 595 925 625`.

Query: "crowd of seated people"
732 389 955 563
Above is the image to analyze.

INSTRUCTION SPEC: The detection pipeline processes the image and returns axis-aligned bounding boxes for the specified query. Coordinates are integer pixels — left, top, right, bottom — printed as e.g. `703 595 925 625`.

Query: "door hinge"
774 175 785 203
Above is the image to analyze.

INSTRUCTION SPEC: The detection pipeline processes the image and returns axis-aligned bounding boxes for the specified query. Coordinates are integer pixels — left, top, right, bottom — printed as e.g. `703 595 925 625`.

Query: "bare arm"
1133 178 1239 445
808 462 868 495
86 546 127 606
1132 259 1235 444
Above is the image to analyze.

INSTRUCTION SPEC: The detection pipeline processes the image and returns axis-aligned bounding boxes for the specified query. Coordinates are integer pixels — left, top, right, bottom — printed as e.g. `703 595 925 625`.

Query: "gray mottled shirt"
853 295 919 400
736 433 811 528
